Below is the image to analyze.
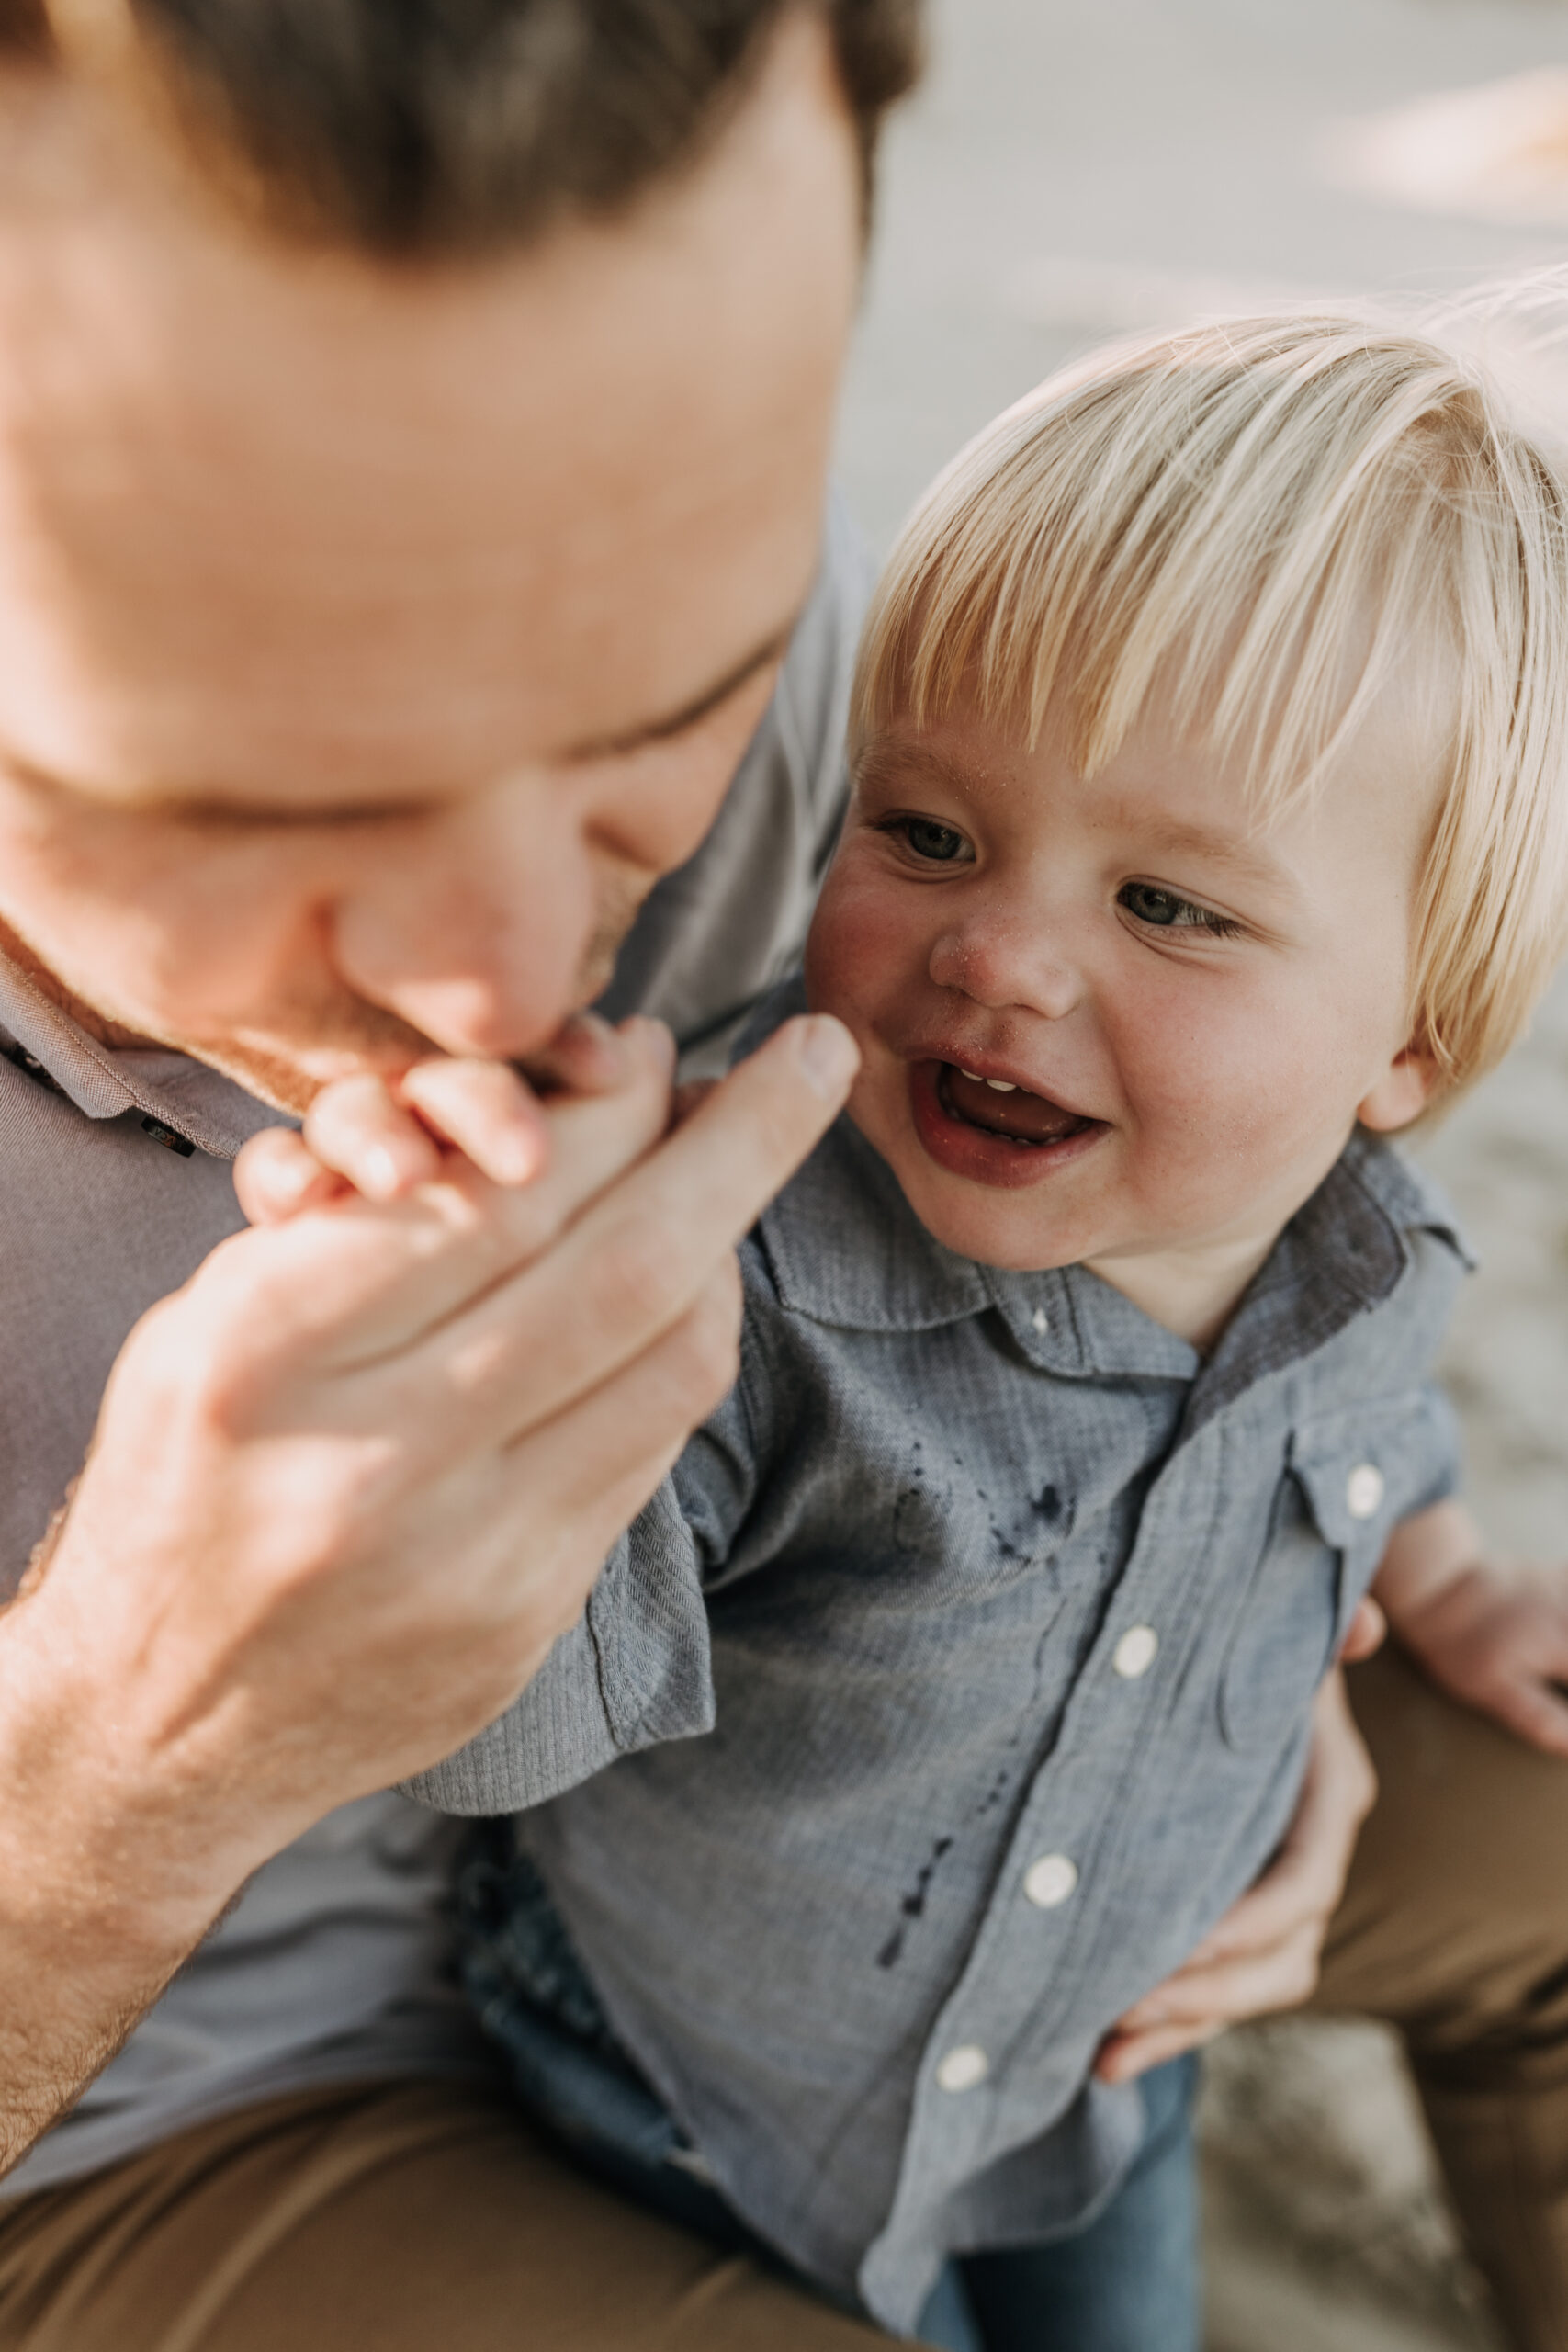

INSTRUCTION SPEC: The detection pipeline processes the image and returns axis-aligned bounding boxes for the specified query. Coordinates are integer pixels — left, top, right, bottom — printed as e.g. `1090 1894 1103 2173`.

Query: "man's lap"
0 2078 887 2352
1323 1639 1568 2033
6 1648 1566 2352
1318 1640 1568 2352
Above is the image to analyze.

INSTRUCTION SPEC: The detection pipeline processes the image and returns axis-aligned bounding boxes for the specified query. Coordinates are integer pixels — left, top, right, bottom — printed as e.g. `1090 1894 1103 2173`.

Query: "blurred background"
831 4 1568 2346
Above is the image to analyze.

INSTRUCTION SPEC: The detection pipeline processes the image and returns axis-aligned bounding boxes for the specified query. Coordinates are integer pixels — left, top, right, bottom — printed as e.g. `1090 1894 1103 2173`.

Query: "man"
0 6 1563 2347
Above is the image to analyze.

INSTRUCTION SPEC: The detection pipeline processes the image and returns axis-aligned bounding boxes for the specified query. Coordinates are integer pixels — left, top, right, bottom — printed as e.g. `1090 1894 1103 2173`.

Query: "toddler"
420 313 1568 2349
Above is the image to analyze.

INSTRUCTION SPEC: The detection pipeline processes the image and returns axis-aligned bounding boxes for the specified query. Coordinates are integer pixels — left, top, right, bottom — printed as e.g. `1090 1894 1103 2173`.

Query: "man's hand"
1096 1605 1382 2085
1372 1498 1568 1758
0 1006 856 2172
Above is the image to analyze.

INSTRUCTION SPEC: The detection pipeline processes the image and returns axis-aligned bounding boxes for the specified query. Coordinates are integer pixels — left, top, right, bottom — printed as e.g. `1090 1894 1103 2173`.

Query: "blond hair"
853 313 1568 1103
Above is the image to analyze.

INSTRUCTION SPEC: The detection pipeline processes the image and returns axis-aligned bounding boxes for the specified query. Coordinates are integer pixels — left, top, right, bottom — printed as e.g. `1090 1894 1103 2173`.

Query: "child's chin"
897 1164 1083 1273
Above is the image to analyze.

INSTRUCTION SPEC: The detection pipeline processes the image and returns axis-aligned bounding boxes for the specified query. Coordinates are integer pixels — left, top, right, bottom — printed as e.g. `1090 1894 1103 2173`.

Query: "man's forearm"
0 1598 233 2180
0 1933 184 2181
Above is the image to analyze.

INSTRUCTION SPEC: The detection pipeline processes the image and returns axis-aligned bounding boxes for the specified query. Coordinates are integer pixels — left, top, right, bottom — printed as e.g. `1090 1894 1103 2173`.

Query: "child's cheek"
804 859 913 1029
1111 973 1332 1183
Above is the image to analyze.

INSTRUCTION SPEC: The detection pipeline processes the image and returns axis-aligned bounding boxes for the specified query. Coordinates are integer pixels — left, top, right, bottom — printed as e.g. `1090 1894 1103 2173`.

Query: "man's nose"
928 911 1084 1023
331 795 615 1061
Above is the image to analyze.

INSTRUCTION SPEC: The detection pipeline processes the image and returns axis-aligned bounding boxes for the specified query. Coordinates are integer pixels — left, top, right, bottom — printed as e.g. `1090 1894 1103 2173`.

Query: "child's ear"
1357 1044 1439 1134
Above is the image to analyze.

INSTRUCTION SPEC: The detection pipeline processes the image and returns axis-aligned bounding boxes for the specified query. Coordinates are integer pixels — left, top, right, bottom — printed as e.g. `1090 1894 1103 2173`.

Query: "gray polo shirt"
415 1001 1469 2330
0 496 867 2199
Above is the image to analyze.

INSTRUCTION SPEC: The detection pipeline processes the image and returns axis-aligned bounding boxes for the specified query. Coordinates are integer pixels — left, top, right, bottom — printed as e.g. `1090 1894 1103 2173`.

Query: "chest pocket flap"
1220 1391 1437 1753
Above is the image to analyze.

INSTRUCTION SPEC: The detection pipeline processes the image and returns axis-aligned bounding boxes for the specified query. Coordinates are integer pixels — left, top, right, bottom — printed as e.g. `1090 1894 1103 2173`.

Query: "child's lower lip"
908 1060 1107 1191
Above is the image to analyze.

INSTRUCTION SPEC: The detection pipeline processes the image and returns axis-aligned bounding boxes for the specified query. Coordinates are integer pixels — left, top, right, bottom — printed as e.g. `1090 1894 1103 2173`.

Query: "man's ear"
1357 1043 1440 1134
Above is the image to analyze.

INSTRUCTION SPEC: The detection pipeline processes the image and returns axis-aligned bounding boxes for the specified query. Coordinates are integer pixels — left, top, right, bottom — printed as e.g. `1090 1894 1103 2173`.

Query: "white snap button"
936 2043 989 2093
1346 1464 1384 1521
1111 1624 1159 1680
1022 1853 1079 1909
1032 1306 1049 1334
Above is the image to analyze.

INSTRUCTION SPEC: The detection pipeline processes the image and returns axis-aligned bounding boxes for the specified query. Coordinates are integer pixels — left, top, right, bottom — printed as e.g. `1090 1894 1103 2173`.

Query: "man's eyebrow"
561 618 798 764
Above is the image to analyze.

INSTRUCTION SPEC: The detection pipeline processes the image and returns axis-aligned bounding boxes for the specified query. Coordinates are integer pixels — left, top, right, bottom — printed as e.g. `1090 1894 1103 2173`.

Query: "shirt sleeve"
400 1332 769 1817
1402 1378 1465 1515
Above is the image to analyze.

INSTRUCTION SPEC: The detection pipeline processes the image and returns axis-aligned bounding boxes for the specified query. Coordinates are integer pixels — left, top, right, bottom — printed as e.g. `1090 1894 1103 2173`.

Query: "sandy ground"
832 4 1568 2344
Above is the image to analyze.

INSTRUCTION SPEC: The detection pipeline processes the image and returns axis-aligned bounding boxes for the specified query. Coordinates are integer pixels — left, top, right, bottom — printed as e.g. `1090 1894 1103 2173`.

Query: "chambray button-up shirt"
415 1019 1469 2332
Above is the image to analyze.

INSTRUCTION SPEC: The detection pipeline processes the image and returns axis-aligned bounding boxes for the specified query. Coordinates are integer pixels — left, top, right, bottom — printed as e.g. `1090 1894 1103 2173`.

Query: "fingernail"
795 1014 858 1102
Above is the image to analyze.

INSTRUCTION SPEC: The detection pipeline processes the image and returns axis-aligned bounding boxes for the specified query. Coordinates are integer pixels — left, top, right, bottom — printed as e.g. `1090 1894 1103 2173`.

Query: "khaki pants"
1314 1644 1568 2352
3 1643 1566 2352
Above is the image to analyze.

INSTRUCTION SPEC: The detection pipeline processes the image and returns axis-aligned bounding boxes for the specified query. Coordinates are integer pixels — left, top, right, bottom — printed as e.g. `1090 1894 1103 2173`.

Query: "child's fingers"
297 1023 672 1205
1094 2019 1224 2086
1112 1923 1322 2042
517 1009 646 1098
233 1127 347 1226
303 1072 446 1200
397 1059 550 1188
1153 1871 1314 1983
1486 1669 1568 1758
1177 1798 1348 1971
1337 1594 1386 1664
1118 1928 1318 2027
397 1022 671 1185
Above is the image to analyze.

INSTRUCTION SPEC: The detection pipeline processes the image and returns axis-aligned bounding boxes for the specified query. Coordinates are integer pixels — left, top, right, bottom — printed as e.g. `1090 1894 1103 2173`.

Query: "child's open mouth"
941 1063 1095 1144
908 1059 1107 1190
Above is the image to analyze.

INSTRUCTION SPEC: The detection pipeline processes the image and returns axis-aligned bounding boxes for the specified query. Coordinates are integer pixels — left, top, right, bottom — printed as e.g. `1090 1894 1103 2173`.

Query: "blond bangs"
852 315 1568 1102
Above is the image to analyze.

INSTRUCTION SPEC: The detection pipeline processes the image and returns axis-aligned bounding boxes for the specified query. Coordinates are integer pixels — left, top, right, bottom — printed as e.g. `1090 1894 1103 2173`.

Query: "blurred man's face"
0 13 861 1106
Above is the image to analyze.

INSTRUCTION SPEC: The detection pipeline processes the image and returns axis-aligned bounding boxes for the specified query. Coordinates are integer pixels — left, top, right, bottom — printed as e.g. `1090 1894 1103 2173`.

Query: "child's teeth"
959 1068 984 1081
985 1078 1018 1092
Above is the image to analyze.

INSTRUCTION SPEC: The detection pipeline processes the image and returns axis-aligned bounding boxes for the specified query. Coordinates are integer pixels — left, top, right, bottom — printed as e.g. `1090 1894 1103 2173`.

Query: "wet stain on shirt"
877 1835 954 1968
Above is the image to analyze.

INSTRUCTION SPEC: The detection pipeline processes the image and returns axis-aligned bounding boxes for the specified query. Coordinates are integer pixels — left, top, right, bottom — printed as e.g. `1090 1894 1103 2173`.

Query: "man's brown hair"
0 0 922 252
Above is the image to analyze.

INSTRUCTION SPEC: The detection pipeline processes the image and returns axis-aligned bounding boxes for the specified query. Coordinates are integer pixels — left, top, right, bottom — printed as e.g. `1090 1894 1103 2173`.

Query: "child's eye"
881 815 974 865
1118 882 1240 937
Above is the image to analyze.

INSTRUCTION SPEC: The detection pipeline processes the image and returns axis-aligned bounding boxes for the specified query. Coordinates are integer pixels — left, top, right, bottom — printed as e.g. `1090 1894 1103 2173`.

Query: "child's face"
806 693 1438 1339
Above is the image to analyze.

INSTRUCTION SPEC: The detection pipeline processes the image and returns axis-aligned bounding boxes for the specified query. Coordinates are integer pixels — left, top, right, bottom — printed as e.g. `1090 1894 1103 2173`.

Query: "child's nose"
928 919 1083 1021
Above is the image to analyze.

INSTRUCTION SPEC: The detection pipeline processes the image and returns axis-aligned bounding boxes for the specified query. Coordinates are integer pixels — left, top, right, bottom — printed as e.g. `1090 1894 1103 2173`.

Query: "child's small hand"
1095 1664 1376 2084
1371 1498 1568 1758
235 1008 651 1225
1382 1562 1568 1758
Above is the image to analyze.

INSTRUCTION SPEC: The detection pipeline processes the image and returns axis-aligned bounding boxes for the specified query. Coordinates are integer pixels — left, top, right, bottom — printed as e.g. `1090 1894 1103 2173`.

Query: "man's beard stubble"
0 895 646 1115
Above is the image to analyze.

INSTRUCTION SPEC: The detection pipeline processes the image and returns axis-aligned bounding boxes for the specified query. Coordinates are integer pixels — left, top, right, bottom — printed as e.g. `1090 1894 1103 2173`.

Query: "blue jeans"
914 2054 1201 2352
458 1838 1201 2351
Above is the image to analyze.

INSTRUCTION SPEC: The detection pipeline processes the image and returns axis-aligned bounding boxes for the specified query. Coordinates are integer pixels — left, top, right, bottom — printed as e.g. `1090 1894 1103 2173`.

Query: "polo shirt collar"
0 955 277 1160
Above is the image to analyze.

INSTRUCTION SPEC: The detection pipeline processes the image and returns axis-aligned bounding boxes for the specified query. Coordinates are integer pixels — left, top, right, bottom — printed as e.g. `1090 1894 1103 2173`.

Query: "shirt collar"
0 956 279 1161
1189 1126 1471 1425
